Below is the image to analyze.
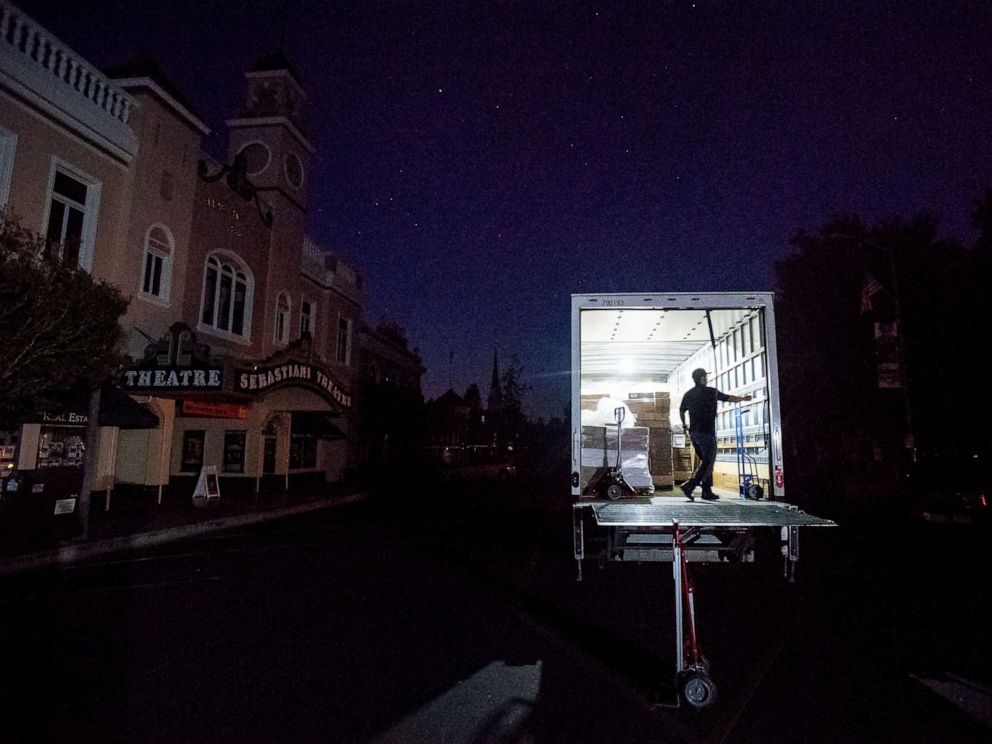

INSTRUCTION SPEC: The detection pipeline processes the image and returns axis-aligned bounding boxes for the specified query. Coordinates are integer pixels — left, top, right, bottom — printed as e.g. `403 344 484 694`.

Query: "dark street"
1 479 989 743
3 3 992 741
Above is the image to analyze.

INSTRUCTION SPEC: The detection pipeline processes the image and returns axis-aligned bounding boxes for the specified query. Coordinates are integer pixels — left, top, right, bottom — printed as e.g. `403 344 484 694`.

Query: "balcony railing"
301 235 363 304
1 1 136 155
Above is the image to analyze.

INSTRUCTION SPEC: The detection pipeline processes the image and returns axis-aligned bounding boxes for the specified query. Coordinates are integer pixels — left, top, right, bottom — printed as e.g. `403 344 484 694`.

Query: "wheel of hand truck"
746 483 763 500
681 670 717 709
606 483 624 500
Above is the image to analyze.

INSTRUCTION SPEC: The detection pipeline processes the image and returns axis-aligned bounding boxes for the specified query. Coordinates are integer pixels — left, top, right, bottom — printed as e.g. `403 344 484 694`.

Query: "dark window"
232 278 246 335
181 430 205 472
289 433 317 469
223 431 246 473
275 293 290 343
54 171 87 203
263 436 277 474
218 269 233 331
45 170 88 264
143 252 162 295
300 300 314 337
337 317 351 364
202 261 217 325
201 256 251 337
141 226 172 299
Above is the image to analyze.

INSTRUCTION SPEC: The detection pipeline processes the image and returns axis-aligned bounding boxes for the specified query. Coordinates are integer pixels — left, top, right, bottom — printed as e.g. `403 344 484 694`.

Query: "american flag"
860 273 883 313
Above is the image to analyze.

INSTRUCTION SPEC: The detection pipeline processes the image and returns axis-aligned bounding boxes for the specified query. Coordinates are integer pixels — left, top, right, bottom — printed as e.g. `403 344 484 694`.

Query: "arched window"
139 225 174 301
200 254 252 339
274 292 291 344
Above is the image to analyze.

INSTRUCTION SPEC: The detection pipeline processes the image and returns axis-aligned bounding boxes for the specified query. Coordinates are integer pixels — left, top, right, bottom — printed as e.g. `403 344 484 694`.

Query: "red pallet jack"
584 407 637 500
672 523 717 709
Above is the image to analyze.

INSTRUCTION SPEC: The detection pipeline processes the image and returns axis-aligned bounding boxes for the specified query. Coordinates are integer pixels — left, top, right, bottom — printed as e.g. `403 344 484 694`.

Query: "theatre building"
2 3 387 508
115 54 363 498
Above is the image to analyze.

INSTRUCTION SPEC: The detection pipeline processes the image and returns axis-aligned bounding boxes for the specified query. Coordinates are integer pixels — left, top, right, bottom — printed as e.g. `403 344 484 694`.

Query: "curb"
0 493 366 576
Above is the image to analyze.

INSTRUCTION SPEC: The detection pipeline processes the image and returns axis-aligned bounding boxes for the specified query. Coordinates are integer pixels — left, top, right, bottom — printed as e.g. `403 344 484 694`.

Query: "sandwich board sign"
192 465 221 507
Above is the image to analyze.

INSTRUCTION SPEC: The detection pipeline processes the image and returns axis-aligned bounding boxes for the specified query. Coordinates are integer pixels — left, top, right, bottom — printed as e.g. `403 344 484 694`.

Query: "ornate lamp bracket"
198 154 274 227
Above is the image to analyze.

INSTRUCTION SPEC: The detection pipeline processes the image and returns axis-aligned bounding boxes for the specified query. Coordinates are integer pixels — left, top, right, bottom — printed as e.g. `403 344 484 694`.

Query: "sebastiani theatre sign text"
235 362 352 407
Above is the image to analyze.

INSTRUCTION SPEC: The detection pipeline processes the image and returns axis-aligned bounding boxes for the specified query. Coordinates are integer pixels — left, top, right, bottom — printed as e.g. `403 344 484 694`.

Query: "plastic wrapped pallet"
580 425 653 492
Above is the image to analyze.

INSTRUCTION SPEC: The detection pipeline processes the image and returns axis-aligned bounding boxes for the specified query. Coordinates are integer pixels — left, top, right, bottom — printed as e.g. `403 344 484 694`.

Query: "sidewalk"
0 485 366 576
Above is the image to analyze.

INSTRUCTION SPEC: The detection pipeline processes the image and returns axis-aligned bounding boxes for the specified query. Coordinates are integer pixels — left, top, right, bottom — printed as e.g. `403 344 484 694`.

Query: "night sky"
17 1 992 417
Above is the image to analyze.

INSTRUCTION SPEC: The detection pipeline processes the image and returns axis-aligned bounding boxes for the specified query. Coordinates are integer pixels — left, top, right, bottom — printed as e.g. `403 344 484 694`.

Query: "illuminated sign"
124 323 222 391
39 411 88 426
235 362 352 408
181 400 248 419
123 368 223 390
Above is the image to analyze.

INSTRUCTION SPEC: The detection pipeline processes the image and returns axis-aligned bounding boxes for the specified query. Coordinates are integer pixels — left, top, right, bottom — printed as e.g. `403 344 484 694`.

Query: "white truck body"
570 292 785 501
569 293 833 709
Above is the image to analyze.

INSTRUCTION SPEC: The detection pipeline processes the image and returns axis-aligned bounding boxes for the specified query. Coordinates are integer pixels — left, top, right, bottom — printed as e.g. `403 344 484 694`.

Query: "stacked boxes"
674 446 694 481
579 391 676 491
580 394 605 413
627 392 674 489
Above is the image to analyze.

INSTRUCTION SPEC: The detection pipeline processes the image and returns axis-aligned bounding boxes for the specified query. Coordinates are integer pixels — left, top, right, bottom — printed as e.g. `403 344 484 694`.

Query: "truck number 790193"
602 299 624 307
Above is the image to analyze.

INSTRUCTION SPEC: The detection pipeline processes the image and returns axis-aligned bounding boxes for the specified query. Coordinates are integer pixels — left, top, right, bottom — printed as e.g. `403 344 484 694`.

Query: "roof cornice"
114 76 210 135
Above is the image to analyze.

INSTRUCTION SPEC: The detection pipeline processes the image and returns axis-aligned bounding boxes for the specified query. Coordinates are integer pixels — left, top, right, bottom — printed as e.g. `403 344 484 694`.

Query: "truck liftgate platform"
572 498 836 709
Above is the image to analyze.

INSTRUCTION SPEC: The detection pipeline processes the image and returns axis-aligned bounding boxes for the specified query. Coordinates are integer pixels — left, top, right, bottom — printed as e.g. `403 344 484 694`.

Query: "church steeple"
487 349 503 414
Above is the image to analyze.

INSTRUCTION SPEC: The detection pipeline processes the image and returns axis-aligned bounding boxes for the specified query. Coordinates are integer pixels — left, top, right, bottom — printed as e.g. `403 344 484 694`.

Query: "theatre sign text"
235 362 352 408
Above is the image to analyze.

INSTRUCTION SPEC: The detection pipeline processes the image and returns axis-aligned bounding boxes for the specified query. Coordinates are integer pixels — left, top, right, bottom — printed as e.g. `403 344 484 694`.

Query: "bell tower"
225 51 314 217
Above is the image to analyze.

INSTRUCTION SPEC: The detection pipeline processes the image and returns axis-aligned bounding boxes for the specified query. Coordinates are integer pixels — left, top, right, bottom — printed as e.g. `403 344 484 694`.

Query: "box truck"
570 292 835 709
571 292 785 501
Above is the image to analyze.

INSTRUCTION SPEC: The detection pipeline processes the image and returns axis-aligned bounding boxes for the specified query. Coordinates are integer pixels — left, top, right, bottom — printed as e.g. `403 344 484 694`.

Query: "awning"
99 387 159 429
291 411 345 439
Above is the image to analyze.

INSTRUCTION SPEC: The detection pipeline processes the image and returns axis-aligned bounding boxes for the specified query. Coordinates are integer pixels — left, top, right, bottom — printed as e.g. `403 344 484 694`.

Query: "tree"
463 382 483 444
775 213 973 507
498 355 530 449
972 188 992 260
0 215 129 429
463 382 481 410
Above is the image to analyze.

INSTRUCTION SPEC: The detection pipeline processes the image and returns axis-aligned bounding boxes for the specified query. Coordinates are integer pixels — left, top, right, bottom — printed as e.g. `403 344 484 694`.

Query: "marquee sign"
235 362 352 408
122 323 223 392
123 368 222 390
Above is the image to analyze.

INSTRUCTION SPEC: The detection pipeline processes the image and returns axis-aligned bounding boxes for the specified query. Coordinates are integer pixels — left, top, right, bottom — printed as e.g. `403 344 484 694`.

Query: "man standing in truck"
679 368 752 501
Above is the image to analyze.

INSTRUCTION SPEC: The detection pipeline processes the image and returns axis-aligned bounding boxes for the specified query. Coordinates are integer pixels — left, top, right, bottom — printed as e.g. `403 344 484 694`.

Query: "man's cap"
692 368 708 381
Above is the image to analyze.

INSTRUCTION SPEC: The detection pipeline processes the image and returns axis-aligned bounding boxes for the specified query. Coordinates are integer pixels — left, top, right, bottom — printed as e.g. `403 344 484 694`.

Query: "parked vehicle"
906 455 990 525
438 447 517 483
570 292 784 501
569 292 834 711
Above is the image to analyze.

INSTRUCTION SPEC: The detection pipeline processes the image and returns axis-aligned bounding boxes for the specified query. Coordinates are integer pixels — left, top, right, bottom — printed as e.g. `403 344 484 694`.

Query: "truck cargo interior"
578 306 771 498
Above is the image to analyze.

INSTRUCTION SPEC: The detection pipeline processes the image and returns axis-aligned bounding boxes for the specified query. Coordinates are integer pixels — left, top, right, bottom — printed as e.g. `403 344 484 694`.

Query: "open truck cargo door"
572 293 784 502
569 292 835 709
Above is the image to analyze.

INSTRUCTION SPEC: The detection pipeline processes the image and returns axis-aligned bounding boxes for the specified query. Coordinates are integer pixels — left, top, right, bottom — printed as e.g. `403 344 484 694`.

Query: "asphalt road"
0 482 989 743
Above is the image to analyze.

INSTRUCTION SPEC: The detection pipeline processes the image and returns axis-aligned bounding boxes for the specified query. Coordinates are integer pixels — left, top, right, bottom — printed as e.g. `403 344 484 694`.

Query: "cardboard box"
581 394 604 411
648 426 674 477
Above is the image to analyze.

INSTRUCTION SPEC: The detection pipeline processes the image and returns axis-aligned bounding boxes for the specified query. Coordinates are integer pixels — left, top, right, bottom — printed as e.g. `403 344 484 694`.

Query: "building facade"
355 320 426 468
1 2 421 507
